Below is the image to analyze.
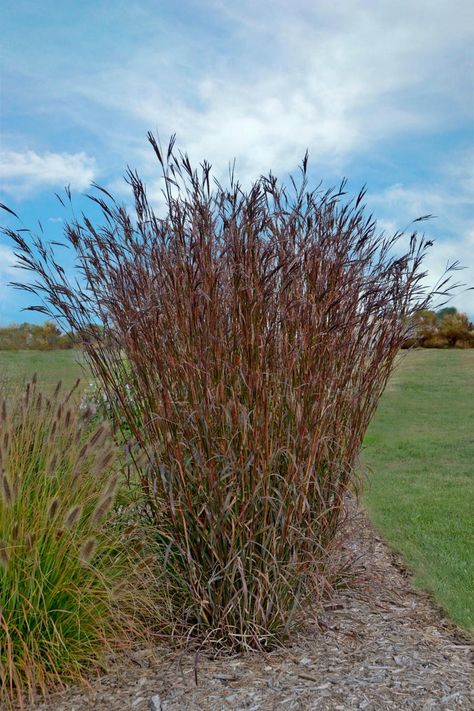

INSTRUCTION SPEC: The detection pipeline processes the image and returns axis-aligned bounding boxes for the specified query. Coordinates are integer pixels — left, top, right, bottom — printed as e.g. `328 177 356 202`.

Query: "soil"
29 506 473 711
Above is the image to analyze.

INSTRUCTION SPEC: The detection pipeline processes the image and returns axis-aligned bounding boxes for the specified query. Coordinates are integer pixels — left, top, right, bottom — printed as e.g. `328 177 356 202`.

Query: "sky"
1 0 473 324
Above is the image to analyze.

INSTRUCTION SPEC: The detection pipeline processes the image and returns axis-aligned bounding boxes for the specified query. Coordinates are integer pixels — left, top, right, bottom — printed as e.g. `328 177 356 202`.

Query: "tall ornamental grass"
0 380 148 707
3 135 454 649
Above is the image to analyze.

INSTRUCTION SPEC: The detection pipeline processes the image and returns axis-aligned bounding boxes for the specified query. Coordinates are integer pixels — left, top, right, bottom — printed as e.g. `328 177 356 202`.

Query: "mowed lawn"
0 349 87 394
363 349 473 633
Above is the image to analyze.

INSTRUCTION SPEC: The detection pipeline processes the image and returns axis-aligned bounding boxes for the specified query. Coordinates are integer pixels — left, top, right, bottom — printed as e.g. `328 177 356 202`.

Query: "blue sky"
1 0 473 323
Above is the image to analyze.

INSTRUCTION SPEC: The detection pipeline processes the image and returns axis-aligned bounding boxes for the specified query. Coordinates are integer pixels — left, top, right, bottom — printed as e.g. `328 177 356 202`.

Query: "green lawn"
363 349 474 633
0 349 88 395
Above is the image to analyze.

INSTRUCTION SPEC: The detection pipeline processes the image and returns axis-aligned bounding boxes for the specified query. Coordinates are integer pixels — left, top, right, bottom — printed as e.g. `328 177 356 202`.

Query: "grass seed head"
91 495 114 525
0 471 13 506
64 505 83 529
48 497 60 521
79 537 97 563
0 541 9 569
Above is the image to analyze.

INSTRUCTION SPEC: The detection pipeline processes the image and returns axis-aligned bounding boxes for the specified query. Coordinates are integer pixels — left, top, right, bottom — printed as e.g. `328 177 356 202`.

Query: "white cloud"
2 0 471 197
367 154 474 315
0 150 96 197
0 245 17 278
62 0 473 183
0 244 21 310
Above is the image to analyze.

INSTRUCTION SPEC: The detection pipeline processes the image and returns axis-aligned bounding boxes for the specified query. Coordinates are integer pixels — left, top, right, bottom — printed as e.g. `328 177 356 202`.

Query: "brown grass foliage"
3 135 454 649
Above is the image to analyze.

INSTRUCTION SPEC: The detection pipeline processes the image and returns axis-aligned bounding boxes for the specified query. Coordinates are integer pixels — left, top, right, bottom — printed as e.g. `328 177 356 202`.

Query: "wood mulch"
31 506 473 710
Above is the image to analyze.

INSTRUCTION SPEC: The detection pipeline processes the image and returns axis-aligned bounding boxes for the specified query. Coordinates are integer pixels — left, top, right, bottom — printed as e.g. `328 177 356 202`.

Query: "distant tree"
411 309 437 346
37 321 62 350
0 322 75 350
436 307 457 322
438 312 472 347
403 308 474 348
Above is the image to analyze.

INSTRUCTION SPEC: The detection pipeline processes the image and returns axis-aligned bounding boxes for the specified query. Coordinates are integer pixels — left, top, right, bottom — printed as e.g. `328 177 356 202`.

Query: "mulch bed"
31 506 473 710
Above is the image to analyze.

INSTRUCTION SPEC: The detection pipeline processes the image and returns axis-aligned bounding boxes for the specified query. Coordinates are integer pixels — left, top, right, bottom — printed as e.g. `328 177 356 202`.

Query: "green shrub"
0 379 147 707
5 135 454 650
0 322 75 351
423 335 449 348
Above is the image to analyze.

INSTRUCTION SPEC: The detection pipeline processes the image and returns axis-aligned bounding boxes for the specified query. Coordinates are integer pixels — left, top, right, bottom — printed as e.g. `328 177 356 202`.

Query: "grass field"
0 348 472 632
0 349 87 394
363 349 474 633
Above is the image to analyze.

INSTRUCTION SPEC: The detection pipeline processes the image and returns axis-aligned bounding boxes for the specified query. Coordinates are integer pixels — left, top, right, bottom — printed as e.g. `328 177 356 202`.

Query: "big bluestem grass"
3 136 457 650
0 380 151 708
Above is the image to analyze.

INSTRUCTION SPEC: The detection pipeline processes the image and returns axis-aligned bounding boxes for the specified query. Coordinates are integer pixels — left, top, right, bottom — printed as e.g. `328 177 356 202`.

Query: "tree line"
0 321 75 350
0 310 472 350
404 307 474 349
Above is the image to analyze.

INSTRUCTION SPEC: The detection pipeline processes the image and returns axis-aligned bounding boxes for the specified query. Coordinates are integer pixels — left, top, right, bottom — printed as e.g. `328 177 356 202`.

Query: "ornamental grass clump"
3 135 454 650
0 379 147 707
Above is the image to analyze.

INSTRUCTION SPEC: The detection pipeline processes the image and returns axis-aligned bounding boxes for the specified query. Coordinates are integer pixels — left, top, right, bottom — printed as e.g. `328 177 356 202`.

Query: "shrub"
0 379 147 707
423 335 449 348
403 308 474 348
410 308 438 346
3 136 455 650
0 321 75 351
438 311 472 347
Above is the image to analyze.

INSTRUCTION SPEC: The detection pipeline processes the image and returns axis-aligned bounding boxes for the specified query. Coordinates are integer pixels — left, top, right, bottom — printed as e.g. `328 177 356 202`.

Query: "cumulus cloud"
64 0 473 182
2 1 472 191
0 150 96 197
367 154 474 315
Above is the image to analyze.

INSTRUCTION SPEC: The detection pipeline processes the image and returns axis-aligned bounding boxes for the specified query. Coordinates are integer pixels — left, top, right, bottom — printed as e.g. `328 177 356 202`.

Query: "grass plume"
0 381 150 707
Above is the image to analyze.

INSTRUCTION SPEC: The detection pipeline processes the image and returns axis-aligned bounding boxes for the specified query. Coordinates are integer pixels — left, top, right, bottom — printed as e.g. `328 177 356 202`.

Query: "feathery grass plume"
79 538 97 563
96 449 115 473
0 380 152 707
48 497 60 520
89 425 105 447
65 378 81 403
91 495 114 524
101 473 119 497
63 504 83 529
2 134 460 651
76 442 89 462
0 541 9 569
0 472 13 506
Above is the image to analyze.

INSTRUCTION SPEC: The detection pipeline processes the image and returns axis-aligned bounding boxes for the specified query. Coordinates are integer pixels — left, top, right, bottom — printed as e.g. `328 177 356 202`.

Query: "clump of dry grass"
0 379 150 708
3 135 455 650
